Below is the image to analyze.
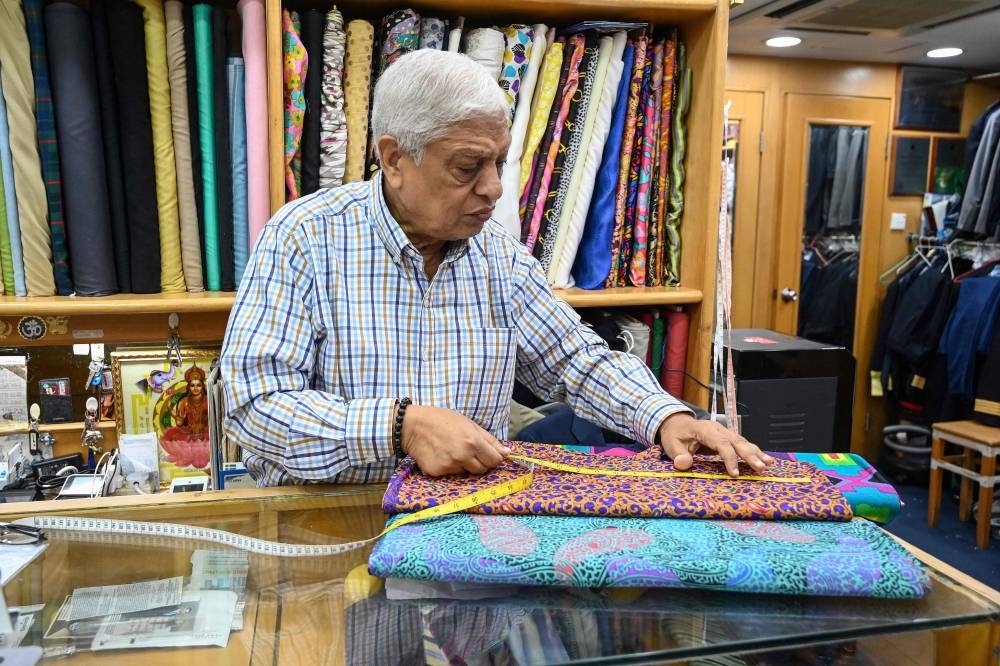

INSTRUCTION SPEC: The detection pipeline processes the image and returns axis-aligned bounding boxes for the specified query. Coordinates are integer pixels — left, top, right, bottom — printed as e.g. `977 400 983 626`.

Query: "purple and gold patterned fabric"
629 41 662 286
383 441 853 521
282 9 307 201
369 513 929 598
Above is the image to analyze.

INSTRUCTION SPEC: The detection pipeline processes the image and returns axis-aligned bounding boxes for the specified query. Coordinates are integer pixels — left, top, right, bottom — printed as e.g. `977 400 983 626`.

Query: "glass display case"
0 486 996 665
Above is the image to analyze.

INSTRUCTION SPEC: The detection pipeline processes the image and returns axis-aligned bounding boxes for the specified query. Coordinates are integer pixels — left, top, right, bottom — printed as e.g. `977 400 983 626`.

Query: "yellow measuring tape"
509 454 810 483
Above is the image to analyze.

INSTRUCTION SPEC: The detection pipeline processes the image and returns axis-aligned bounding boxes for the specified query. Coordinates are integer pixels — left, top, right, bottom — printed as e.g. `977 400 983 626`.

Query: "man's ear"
377 135 406 188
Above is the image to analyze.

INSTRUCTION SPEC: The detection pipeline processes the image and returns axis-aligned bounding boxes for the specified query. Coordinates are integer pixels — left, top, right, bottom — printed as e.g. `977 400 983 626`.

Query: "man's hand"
658 412 774 477
401 405 511 476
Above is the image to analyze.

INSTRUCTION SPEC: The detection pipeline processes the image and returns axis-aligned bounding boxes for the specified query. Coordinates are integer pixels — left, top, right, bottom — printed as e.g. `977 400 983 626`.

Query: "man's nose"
476 164 503 202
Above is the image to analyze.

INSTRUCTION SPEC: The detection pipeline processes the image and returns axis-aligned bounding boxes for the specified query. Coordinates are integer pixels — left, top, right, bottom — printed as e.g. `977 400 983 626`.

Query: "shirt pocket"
436 327 517 435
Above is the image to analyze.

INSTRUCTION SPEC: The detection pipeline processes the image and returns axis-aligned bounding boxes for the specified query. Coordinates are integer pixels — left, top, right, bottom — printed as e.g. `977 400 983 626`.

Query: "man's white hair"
371 49 507 164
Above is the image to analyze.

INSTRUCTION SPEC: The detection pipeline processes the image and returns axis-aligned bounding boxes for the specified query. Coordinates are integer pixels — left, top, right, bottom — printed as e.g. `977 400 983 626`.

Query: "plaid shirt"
221 176 686 486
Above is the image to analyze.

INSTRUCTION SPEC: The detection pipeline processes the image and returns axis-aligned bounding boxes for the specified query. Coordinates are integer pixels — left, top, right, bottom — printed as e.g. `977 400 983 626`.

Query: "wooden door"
773 93 891 453
724 90 764 328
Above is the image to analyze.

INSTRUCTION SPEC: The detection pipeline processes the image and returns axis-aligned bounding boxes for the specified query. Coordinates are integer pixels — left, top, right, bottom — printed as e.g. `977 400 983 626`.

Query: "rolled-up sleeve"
509 245 691 447
221 219 396 484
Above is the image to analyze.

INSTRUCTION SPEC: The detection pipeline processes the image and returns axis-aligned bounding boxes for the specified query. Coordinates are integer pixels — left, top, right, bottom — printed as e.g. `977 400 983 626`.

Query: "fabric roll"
650 312 665 376
650 34 677 287
546 35 613 284
463 28 505 80
106 0 160 293
0 3 54 296
447 17 464 53
193 4 220 291
495 24 546 239
212 6 234 292
524 36 584 253
618 47 651 287
378 9 420 77
44 3 118 296
299 9 324 197
0 75 25 295
628 42 662 286
537 36 597 272
553 32 626 288
418 18 446 50
134 0 186 293
236 0 268 248
342 20 373 184
228 58 248 287
164 1 204 292
664 46 690 287
90 0 131 293
283 10 307 201
517 42 563 206
497 25 533 123
183 3 205 252
607 36 647 288
0 163 8 293
662 309 688 397
571 43 634 290
645 43 664 287
23 0 72 295
319 8 347 189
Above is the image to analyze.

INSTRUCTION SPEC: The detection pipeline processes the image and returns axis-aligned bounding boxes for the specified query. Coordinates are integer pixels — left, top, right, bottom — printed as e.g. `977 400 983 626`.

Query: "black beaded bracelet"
392 397 412 458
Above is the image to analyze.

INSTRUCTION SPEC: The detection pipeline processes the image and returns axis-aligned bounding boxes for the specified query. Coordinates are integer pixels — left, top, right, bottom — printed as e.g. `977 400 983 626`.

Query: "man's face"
382 115 510 243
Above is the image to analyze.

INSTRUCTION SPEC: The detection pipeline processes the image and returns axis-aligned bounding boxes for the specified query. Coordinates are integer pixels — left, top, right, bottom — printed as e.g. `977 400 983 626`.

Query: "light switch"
890 212 907 231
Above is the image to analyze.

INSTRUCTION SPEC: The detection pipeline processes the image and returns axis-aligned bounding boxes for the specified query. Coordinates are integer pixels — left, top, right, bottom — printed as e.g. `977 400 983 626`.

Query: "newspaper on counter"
187 550 249 631
64 576 183 621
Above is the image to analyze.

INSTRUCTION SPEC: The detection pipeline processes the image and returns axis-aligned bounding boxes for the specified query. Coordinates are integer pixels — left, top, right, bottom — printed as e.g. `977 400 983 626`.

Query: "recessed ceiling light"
766 36 802 48
927 47 963 58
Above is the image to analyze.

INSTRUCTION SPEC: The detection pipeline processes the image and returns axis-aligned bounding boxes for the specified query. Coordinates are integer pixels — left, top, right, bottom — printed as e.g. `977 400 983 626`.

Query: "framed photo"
111 348 220 486
890 136 930 196
895 66 964 132
931 137 967 194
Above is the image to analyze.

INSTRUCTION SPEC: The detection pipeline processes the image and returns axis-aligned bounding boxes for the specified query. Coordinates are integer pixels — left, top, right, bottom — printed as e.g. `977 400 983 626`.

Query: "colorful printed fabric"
770 452 902 524
665 45 689 287
369 514 929 598
283 10 307 201
319 7 347 189
650 34 676 286
418 18 446 50
518 42 563 208
378 9 420 77
524 36 584 253
619 46 651 287
498 25 533 122
537 36 598 273
606 36 646 288
629 41 662 287
22 0 71 295
384 441 853 521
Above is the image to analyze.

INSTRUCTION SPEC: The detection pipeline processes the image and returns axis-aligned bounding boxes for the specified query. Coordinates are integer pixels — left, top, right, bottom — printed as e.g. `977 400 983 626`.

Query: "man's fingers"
715 441 741 476
732 437 771 471
472 439 504 470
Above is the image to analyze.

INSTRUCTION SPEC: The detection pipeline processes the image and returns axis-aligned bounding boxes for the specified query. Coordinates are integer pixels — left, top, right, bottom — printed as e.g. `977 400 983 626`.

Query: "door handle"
781 288 798 302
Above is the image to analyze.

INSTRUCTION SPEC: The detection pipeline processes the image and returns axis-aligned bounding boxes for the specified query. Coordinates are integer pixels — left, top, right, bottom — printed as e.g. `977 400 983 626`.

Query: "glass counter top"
0 486 994 665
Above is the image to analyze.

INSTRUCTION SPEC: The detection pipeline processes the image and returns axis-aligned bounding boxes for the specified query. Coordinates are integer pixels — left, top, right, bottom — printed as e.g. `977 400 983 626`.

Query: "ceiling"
728 0 1000 72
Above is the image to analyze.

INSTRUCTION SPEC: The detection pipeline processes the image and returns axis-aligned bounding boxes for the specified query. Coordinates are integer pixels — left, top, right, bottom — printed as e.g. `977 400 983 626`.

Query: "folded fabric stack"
369 441 929 598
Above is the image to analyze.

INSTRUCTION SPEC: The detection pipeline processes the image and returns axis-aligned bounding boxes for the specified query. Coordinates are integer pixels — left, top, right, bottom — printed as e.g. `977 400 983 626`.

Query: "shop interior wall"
725 54 996 456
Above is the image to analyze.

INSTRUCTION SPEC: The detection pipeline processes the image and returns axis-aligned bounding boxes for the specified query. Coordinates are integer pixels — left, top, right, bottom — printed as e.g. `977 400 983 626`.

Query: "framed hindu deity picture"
111 348 220 486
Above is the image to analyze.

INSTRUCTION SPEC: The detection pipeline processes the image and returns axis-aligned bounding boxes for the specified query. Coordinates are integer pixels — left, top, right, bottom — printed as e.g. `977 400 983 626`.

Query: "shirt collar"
370 173 471 267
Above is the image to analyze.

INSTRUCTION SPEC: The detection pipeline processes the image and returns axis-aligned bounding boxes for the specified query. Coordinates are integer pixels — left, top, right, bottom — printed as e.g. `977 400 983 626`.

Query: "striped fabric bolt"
222 177 688 487
23 0 72 295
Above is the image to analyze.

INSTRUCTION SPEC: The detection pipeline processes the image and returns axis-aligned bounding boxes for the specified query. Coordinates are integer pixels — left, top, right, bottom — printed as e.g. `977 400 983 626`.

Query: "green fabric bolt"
193 4 220 291
651 313 665 376
0 172 12 293
664 45 690 287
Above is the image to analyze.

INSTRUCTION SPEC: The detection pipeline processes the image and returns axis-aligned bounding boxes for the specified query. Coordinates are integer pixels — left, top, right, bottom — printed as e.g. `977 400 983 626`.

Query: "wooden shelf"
0 292 236 316
0 421 116 436
554 286 703 308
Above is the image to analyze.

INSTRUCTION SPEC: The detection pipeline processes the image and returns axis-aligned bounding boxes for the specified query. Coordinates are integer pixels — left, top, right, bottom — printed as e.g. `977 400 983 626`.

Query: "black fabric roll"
90 0 131 293
44 3 118 296
213 6 234 291
183 1 206 277
105 0 161 293
300 9 324 196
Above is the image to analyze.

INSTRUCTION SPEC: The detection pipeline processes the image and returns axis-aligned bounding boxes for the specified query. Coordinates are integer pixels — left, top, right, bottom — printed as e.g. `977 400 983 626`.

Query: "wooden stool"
928 420 1000 549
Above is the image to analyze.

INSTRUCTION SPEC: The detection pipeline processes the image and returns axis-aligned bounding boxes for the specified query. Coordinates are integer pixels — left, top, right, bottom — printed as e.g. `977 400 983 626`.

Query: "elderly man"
222 49 772 486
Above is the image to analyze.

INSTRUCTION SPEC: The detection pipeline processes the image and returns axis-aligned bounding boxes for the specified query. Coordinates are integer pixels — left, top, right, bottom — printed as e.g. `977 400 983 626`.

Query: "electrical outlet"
890 212 907 231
